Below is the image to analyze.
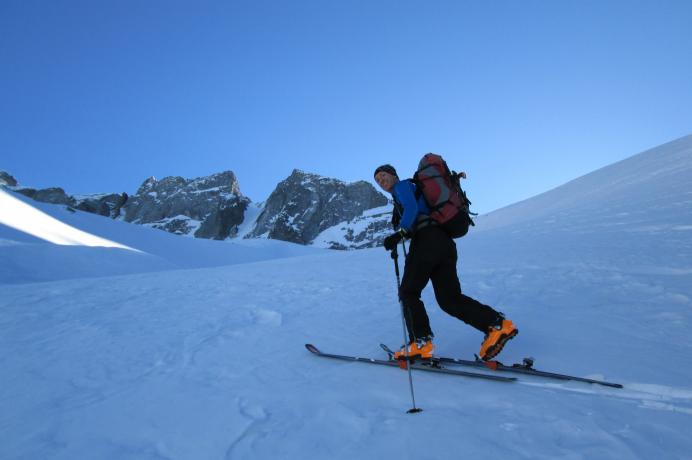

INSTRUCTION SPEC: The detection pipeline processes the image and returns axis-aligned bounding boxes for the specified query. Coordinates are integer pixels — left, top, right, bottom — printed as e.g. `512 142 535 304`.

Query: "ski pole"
391 243 422 414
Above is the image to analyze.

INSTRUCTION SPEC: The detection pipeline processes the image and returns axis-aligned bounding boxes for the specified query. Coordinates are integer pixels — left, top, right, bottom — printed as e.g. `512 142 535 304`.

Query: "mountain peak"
247 170 387 244
0 171 18 187
125 170 248 240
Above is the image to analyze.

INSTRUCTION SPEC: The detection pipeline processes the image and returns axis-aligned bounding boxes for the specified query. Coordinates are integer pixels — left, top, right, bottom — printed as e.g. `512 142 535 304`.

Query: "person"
373 163 518 361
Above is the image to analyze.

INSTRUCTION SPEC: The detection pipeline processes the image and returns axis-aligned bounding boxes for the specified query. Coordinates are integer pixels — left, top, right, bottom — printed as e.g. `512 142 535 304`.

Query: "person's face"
375 171 397 193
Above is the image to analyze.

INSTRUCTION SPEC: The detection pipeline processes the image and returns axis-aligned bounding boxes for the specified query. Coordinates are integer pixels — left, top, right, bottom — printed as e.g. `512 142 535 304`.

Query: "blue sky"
2 0 691 212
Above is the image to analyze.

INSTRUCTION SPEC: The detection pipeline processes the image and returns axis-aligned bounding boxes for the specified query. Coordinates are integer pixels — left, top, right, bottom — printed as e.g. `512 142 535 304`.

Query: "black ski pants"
399 226 500 342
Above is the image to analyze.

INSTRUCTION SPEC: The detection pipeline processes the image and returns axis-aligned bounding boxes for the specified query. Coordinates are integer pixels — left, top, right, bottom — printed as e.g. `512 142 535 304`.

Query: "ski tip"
305 344 320 354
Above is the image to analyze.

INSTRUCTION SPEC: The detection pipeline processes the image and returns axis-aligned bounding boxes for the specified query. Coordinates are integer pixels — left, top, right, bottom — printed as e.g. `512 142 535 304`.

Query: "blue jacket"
392 179 430 234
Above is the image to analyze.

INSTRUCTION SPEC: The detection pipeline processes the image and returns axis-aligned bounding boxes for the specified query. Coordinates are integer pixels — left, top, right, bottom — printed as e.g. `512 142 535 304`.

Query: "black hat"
373 164 398 178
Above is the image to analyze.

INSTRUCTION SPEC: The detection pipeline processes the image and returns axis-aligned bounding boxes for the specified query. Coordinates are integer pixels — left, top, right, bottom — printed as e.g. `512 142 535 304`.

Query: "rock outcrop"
123 171 249 240
247 170 388 244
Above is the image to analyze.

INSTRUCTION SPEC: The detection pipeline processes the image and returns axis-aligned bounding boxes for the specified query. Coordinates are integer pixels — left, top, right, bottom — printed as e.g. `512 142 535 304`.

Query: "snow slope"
476 134 692 238
1 136 692 459
0 189 320 284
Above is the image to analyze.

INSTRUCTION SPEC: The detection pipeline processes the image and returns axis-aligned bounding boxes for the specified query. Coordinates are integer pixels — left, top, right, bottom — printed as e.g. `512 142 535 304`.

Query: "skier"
373 163 518 361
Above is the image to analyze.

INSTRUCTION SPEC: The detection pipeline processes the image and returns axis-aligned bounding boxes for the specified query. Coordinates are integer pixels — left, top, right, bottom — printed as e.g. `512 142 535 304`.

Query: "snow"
234 202 264 239
144 215 203 237
0 189 136 250
474 134 692 237
72 192 111 201
0 191 319 284
312 205 391 249
1 136 692 459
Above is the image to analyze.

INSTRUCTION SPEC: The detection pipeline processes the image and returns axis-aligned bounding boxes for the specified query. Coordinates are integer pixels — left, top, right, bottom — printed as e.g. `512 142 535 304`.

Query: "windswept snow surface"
2 136 692 459
0 190 137 250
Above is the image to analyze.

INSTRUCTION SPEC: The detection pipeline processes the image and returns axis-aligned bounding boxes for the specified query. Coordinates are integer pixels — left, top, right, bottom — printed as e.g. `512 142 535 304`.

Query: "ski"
380 344 623 389
305 344 516 383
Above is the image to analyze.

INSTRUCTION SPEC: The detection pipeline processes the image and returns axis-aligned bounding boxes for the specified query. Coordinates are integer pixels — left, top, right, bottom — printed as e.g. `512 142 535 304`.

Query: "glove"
383 232 402 251
383 229 410 251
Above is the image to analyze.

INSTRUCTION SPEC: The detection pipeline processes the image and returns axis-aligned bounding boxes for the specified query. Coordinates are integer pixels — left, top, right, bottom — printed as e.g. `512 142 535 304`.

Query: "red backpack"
413 153 475 238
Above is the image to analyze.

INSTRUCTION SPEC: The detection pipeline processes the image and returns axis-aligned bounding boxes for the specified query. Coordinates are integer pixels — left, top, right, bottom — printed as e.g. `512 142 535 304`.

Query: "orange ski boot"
479 319 518 361
394 337 434 362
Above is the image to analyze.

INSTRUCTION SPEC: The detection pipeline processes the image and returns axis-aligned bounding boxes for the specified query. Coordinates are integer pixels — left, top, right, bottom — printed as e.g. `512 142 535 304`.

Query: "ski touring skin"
305 344 516 383
380 344 623 389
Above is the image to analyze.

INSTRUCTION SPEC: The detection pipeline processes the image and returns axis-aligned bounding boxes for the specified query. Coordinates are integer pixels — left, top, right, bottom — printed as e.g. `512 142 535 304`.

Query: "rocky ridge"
1 169 392 248
2 170 128 218
123 171 249 240
247 169 388 244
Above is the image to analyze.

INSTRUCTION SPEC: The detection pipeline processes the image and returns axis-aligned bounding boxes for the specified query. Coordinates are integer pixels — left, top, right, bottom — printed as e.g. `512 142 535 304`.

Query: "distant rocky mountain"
0 168 392 248
123 171 249 240
2 170 128 218
247 169 388 244
73 193 129 218
0 171 18 187
13 185 73 206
